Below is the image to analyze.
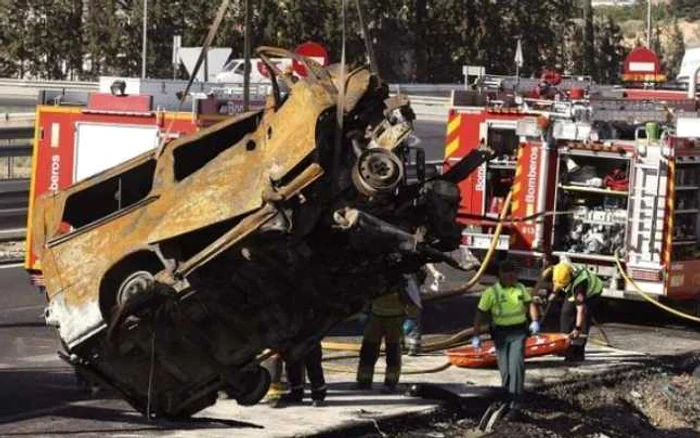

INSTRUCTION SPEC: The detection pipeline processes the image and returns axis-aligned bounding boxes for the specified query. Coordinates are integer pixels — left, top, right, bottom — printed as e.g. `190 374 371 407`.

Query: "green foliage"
595 16 627 84
672 0 700 22
0 0 628 83
666 19 686 78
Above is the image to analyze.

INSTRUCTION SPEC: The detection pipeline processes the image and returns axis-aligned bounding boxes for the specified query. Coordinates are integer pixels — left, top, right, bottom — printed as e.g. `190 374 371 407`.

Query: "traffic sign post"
293 42 330 77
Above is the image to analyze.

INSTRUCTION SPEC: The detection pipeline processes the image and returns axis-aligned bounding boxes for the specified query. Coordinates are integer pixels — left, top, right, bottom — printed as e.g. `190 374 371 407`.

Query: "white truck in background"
216 58 293 83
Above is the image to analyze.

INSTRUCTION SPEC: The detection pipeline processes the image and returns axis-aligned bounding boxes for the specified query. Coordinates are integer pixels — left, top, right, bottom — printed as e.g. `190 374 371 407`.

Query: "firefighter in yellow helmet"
549 261 603 362
472 260 539 417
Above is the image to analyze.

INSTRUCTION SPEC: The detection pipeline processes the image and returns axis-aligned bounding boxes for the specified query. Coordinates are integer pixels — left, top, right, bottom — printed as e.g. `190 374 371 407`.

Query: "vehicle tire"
234 366 271 406
99 253 163 321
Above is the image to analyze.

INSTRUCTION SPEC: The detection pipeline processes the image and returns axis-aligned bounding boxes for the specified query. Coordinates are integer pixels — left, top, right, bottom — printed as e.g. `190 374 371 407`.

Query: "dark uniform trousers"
560 295 601 361
357 315 403 387
285 342 326 401
491 323 528 400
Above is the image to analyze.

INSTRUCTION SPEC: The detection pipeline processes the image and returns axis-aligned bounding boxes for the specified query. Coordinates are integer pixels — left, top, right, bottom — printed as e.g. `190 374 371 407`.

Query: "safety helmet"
552 262 574 291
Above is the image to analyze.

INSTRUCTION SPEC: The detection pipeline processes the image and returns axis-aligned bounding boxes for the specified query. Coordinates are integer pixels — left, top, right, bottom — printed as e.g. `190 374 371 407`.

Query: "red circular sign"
624 47 660 75
293 42 329 77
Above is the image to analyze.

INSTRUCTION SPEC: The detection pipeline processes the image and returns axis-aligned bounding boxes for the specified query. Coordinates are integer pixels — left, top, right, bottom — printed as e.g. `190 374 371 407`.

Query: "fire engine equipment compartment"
553 149 631 258
31 47 475 419
672 161 700 261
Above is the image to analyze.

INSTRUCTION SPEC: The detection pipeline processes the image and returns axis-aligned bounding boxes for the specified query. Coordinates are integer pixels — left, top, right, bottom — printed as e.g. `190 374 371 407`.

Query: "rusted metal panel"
30 46 477 419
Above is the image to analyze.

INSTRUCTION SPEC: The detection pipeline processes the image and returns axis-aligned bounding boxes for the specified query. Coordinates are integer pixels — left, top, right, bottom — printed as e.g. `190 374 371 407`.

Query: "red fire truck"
446 79 700 306
25 78 261 274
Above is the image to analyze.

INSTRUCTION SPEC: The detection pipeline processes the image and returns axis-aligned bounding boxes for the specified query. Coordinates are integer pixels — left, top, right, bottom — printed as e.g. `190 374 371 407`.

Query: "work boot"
311 387 326 407
355 381 372 390
271 389 303 408
380 384 397 394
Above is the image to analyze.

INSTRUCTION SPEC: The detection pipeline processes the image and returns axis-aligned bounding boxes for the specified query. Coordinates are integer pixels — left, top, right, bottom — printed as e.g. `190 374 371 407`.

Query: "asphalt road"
0 262 699 436
413 119 447 162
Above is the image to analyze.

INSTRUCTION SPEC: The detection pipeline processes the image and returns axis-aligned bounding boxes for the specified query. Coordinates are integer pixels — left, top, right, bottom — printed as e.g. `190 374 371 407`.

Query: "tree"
665 19 686 79
672 0 700 22
595 17 626 84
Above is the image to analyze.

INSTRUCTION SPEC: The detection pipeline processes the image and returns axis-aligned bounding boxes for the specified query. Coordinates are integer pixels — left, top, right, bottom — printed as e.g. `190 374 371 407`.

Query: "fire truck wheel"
234 366 271 406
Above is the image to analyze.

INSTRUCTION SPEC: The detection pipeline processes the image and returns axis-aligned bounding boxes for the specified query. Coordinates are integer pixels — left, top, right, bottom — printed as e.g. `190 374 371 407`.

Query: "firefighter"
275 341 327 407
472 260 539 415
403 268 431 356
356 285 410 392
403 305 421 356
549 261 603 362
262 354 286 407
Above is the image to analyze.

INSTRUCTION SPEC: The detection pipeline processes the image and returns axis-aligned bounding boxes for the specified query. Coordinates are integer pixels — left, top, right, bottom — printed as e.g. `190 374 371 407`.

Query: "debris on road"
388 355 700 438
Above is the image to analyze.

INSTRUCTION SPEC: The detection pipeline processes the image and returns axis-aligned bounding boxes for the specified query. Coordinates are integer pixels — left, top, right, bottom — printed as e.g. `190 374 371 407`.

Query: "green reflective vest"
481 282 530 327
566 269 603 302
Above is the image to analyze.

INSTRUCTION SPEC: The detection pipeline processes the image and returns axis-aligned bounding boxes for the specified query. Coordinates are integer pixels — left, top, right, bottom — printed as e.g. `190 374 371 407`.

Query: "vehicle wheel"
234 366 271 406
99 252 163 321
116 270 155 309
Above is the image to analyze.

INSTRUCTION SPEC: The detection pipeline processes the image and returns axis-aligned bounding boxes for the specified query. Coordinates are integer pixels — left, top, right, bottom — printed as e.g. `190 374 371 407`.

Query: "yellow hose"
323 361 452 375
320 191 515 357
423 190 515 303
614 254 700 324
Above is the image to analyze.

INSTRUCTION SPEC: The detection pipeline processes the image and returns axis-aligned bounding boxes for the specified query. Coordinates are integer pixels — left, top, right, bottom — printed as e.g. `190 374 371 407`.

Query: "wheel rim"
116 270 154 308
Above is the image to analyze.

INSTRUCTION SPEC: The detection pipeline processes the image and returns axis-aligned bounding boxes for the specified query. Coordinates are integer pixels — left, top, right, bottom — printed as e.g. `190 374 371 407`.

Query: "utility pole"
243 0 252 111
646 0 652 48
583 0 594 75
141 0 148 79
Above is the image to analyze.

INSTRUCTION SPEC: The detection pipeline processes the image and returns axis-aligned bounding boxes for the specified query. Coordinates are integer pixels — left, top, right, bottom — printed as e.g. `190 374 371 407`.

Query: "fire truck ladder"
627 142 667 265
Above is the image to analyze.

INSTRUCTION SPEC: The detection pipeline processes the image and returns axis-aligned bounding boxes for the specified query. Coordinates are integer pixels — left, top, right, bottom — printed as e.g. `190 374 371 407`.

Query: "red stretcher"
446 333 571 368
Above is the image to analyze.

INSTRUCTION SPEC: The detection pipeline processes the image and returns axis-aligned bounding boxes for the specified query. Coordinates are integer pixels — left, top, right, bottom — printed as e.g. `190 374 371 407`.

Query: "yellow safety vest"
478 282 530 327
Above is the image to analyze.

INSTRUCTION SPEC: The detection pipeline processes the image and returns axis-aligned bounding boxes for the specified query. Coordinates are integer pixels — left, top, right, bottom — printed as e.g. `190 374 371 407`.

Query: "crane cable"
614 253 700 324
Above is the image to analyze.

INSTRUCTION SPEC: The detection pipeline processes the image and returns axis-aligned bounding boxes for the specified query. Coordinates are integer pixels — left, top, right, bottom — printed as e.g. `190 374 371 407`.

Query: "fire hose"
614 253 700 324
320 191 515 374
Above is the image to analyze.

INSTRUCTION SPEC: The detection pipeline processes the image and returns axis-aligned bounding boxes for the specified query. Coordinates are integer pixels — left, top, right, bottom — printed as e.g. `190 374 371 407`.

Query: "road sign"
256 60 271 78
293 42 329 77
623 47 665 82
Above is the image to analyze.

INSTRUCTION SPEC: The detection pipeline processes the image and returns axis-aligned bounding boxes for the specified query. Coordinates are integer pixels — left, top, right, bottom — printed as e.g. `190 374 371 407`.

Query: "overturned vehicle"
32 47 486 418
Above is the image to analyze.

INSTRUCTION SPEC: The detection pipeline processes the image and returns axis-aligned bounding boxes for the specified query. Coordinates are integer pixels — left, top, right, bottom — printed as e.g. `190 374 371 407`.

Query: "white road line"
0 262 23 270
0 304 43 314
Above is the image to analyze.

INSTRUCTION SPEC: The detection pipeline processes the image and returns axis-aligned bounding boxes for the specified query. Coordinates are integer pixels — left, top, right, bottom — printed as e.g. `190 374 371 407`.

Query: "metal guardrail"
0 125 33 140
0 78 98 91
0 178 29 242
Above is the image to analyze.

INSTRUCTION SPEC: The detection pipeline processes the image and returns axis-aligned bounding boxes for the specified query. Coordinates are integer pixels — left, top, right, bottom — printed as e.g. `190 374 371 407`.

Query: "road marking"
0 304 43 314
0 262 23 270
20 353 59 363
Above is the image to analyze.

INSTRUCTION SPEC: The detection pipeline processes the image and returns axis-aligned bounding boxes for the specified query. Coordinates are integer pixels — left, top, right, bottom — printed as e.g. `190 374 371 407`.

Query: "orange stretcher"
446 333 571 368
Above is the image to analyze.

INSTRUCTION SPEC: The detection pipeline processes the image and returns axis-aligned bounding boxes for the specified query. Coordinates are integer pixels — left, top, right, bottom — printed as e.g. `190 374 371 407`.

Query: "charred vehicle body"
31 47 490 418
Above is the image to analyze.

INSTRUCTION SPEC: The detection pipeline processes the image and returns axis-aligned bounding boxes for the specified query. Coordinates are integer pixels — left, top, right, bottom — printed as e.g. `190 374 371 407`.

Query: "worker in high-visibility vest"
549 261 603 362
472 260 539 417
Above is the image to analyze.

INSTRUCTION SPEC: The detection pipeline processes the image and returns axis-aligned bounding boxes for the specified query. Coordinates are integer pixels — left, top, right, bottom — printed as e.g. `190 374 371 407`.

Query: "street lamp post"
243 0 252 111
142 0 148 79
646 0 652 48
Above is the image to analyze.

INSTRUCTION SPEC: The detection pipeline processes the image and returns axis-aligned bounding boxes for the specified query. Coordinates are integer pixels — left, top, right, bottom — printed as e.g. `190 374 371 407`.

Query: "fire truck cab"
447 80 700 305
